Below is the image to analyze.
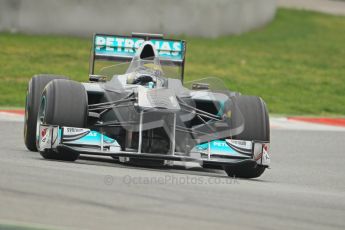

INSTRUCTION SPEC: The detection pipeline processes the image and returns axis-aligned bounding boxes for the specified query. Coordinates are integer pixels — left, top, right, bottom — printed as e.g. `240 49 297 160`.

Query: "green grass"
0 8 344 115
0 223 51 230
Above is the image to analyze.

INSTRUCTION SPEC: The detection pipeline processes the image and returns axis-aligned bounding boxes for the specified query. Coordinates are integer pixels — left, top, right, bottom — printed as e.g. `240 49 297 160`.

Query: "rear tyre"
38 79 88 161
24 74 68 151
224 96 270 179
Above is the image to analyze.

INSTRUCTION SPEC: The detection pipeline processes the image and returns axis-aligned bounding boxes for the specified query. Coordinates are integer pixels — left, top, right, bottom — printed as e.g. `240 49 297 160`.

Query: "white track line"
1 112 345 131
0 112 24 122
270 117 345 131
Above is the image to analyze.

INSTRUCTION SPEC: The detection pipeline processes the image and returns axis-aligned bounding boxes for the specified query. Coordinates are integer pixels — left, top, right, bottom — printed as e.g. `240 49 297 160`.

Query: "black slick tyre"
224 96 270 179
37 79 88 161
24 74 68 151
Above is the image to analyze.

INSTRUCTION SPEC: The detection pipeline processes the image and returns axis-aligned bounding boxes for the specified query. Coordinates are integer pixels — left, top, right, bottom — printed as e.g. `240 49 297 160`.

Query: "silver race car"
24 33 270 178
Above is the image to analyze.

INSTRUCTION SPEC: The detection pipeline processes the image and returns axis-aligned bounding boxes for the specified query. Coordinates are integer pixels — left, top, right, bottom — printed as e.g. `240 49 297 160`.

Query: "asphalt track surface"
0 119 345 230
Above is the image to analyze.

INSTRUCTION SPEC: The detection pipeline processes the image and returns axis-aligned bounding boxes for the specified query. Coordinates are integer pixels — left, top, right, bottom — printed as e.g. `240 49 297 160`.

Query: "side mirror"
192 83 210 90
89 75 107 82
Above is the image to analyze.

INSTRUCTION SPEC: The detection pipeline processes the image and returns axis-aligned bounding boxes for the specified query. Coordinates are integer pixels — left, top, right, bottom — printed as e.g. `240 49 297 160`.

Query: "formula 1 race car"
24 33 270 178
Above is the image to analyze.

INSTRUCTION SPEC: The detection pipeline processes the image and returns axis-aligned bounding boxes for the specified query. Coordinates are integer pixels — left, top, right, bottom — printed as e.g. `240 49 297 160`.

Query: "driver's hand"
126 73 136 84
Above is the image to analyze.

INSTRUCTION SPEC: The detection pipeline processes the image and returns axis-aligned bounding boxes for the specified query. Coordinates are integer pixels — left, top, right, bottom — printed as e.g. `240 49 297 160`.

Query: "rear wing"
89 33 187 81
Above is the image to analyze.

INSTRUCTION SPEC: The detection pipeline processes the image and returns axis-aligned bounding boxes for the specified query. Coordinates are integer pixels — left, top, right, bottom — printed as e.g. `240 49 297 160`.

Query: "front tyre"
37 79 88 161
224 96 270 179
24 74 68 151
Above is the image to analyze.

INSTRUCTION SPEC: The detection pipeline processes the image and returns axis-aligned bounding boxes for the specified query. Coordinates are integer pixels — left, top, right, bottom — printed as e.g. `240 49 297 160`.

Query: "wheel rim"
36 95 46 149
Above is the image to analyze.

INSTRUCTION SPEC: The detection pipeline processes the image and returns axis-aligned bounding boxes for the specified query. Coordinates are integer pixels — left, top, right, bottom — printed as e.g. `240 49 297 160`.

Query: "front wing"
38 125 270 168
